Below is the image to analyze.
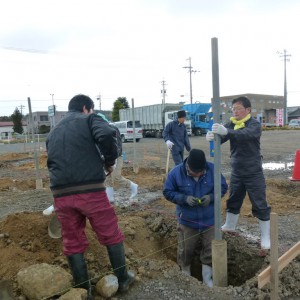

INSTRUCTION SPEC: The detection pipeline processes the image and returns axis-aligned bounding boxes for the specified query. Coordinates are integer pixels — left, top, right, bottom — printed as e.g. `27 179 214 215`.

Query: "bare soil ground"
0 130 300 300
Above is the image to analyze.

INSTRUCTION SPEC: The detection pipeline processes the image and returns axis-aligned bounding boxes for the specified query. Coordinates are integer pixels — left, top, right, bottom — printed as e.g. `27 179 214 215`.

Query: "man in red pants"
46 94 135 298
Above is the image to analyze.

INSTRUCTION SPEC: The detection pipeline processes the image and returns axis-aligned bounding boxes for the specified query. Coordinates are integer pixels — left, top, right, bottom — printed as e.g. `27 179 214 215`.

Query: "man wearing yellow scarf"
206 96 271 250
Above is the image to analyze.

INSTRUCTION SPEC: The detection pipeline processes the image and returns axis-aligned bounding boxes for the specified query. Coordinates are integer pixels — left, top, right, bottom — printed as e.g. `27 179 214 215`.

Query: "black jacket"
220 117 263 176
46 111 118 196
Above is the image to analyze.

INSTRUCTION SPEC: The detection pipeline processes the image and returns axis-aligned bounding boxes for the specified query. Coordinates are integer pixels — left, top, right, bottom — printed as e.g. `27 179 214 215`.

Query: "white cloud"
0 0 300 116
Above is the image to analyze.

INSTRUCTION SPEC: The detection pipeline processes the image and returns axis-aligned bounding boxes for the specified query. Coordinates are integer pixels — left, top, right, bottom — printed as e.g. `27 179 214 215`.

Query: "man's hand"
212 123 228 136
206 131 214 142
200 194 211 207
105 161 116 176
166 140 174 150
186 196 200 207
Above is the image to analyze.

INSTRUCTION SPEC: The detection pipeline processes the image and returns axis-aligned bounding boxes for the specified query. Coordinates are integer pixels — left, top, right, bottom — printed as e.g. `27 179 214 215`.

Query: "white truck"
119 103 191 138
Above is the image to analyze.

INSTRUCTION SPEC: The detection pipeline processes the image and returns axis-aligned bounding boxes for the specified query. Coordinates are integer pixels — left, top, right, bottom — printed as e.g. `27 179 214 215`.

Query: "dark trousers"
171 150 184 165
226 173 271 221
177 223 214 268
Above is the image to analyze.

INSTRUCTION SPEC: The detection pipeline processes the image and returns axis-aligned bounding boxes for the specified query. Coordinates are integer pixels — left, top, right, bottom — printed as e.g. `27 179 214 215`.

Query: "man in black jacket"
206 96 271 249
46 94 135 298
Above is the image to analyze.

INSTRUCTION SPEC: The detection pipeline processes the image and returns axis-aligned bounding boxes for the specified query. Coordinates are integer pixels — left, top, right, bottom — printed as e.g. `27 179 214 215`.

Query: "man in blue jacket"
206 96 271 250
163 110 191 165
163 149 228 287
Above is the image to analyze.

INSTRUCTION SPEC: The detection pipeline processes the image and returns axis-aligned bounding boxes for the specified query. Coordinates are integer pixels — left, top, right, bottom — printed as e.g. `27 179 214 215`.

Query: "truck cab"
164 111 192 136
181 103 212 136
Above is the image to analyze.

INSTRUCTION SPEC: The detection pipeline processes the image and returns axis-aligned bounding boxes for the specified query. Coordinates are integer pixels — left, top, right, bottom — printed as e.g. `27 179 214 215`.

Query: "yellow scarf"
230 114 251 130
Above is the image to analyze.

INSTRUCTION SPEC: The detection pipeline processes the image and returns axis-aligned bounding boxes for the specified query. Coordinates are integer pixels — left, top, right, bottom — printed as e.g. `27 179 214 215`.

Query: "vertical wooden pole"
212 240 228 287
28 97 42 189
270 213 279 299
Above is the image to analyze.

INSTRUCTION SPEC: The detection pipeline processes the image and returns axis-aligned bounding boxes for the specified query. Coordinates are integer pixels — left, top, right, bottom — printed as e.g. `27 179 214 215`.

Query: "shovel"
161 148 171 182
48 214 62 239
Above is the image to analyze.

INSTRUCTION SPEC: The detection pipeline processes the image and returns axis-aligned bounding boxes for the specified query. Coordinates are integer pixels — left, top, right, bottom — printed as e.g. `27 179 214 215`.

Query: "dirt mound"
0 141 300 299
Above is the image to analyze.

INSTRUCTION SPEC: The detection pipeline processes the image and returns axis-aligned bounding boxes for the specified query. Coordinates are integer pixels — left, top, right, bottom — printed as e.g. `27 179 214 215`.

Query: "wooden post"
212 239 228 287
258 241 300 288
270 213 279 300
132 98 139 173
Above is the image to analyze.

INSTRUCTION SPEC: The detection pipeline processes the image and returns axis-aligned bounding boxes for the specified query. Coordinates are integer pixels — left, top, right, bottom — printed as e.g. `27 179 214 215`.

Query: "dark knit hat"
177 110 186 118
187 149 206 172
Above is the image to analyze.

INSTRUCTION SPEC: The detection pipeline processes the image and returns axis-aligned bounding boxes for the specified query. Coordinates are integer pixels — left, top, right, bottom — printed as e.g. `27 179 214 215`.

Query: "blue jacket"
163 159 228 230
163 120 191 152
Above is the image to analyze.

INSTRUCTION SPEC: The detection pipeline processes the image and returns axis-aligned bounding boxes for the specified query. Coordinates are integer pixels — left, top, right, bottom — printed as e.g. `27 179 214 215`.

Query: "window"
40 115 49 121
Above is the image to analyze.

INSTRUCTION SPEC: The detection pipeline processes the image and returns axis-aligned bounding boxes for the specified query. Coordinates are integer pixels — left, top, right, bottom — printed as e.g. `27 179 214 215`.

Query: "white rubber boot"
259 220 270 249
129 181 138 199
43 205 54 215
202 264 213 288
106 187 115 203
221 212 240 232
181 265 191 276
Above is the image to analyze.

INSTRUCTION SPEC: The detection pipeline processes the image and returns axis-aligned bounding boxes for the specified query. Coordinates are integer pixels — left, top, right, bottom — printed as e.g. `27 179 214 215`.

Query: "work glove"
199 194 211 207
212 123 228 136
206 131 214 142
186 196 201 207
105 160 117 176
166 140 174 150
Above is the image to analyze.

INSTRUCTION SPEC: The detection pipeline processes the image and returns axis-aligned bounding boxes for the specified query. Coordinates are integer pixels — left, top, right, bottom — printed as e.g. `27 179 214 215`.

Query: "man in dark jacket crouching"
46 94 135 298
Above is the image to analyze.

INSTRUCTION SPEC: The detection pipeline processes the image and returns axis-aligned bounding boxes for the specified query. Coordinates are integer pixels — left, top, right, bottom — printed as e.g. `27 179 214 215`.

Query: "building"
217 93 284 125
25 109 111 133
287 106 300 122
26 111 67 133
0 122 28 140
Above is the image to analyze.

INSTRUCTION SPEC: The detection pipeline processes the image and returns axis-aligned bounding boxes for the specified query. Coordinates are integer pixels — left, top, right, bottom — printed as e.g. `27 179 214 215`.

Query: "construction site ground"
0 129 299 300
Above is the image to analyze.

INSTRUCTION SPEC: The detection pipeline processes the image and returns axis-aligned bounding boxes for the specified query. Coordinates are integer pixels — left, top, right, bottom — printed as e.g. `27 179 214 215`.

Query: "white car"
288 119 300 128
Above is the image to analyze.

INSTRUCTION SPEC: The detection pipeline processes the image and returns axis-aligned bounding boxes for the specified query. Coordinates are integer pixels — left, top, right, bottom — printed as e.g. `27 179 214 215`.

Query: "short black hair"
232 96 251 108
68 94 94 112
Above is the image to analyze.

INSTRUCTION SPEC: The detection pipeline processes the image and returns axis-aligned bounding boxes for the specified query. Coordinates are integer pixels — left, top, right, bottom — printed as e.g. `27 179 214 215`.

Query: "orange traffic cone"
290 149 300 181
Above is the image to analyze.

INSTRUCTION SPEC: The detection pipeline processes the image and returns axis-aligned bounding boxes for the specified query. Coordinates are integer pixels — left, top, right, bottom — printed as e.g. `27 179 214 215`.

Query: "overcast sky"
0 0 299 116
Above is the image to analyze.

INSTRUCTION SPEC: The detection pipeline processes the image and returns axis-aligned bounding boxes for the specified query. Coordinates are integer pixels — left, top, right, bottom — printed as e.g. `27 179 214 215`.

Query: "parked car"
288 119 300 128
112 120 143 142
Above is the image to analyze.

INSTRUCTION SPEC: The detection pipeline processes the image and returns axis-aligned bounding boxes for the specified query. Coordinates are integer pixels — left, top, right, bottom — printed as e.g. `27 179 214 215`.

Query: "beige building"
26 111 67 133
217 93 284 125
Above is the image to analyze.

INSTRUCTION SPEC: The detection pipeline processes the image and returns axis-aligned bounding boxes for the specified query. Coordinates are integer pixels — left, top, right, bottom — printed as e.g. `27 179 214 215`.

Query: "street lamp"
50 93 55 128
96 93 101 111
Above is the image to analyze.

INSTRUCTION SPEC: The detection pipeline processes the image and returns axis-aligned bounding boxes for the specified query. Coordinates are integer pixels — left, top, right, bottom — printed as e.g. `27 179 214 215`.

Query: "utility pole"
18 105 25 115
277 49 291 126
50 94 55 128
183 57 199 105
96 93 101 111
160 80 167 105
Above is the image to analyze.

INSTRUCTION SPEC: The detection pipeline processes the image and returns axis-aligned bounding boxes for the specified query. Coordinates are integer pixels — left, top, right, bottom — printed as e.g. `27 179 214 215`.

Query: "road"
122 129 300 178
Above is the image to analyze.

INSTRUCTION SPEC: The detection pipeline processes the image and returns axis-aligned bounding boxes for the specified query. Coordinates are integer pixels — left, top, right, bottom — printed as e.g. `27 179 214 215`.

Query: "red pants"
54 191 124 256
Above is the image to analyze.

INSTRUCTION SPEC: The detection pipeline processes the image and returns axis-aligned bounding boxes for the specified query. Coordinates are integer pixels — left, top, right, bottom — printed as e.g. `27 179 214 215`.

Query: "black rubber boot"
106 242 135 292
67 253 92 298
